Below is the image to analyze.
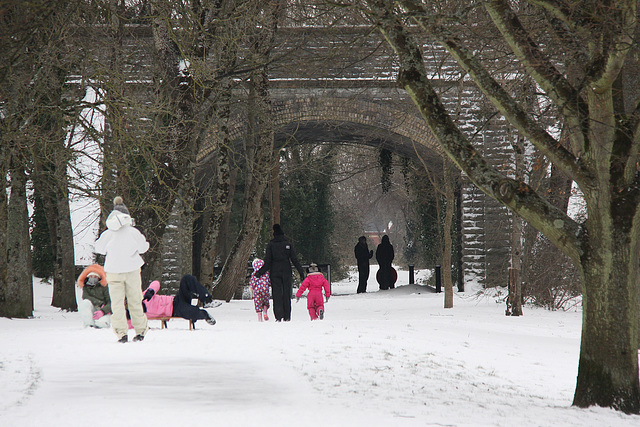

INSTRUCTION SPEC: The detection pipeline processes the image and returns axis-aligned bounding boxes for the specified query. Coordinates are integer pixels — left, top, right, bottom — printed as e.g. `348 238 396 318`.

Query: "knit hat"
113 196 130 215
273 223 284 236
308 263 319 273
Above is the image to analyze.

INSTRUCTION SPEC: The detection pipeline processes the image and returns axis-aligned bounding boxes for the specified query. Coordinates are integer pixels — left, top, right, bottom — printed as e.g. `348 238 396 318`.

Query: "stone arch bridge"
122 26 514 289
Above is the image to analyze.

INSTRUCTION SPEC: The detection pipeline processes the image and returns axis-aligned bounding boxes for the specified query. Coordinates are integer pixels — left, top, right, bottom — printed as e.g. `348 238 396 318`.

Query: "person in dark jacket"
141 275 216 326
256 224 305 321
375 235 395 290
354 236 373 293
170 274 216 325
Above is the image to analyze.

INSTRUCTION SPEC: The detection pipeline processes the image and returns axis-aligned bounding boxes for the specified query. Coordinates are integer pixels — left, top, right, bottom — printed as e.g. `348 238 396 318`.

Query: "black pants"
357 264 369 293
172 300 210 321
270 274 292 321
379 264 394 290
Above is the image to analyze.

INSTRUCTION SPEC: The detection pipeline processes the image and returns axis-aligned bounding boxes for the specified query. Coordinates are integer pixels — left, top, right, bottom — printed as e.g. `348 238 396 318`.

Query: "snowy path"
1 270 639 426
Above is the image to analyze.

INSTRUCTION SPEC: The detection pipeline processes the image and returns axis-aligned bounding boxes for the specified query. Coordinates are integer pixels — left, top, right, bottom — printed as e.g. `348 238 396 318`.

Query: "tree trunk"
34 145 78 311
0 152 7 298
507 229 523 316
270 156 281 225
573 234 640 412
443 160 454 308
100 0 129 218
196 0 256 286
508 128 524 316
366 0 640 412
213 167 238 266
0 0 78 315
179 177 195 278
569 86 639 413
135 0 199 286
199 146 232 285
1 163 33 318
50 182 77 311
199 73 234 285
212 69 274 301
519 147 548 295
139 209 171 286
211 0 281 301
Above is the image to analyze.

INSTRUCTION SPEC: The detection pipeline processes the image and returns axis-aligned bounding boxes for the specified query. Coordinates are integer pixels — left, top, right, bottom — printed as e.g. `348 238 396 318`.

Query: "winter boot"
206 314 216 326
262 307 269 321
118 335 128 343
258 312 263 322
318 308 324 320
132 334 145 342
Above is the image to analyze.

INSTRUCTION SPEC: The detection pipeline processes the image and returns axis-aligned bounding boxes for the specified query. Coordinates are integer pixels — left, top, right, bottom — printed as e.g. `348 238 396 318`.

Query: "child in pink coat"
142 280 174 317
296 263 330 320
249 258 271 321
140 278 216 326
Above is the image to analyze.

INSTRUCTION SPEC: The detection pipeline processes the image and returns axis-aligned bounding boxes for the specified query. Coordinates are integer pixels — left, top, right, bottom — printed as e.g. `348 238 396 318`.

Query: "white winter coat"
94 210 149 273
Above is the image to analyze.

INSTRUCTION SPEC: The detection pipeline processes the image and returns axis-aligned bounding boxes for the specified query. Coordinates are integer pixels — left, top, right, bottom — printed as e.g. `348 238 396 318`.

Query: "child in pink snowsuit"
249 258 271 321
296 263 330 320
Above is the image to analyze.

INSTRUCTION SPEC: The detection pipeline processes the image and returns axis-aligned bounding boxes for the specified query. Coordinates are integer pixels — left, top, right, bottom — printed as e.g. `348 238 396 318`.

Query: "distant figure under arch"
375 235 395 290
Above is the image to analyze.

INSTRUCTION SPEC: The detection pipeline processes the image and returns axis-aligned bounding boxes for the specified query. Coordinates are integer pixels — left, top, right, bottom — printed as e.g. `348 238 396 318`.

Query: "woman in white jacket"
94 196 149 343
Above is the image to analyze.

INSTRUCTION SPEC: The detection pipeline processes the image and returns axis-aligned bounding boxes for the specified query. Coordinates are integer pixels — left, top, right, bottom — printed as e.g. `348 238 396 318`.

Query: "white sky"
1 267 639 427
68 85 103 266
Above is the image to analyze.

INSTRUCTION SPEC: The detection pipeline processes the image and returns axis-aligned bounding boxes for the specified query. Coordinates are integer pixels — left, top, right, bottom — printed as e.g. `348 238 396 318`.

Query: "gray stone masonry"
116 26 515 290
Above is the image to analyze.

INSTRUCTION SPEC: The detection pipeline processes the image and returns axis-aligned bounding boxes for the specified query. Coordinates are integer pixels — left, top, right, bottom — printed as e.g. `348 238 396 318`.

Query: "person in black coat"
375 235 395 290
354 236 373 293
171 274 215 325
256 224 305 321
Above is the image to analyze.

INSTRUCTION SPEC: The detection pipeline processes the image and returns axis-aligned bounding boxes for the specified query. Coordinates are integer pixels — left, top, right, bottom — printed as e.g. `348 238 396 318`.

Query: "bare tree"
358 0 640 413
0 1 36 316
30 47 80 311
0 0 85 313
196 0 248 286
212 0 284 301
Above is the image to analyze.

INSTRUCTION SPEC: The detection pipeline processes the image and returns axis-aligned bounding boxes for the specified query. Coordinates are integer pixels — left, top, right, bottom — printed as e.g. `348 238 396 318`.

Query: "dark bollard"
435 265 442 293
409 265 414 284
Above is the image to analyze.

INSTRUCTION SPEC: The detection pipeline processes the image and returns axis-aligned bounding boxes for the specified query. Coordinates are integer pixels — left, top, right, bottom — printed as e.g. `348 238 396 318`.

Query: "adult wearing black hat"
256 224 305 321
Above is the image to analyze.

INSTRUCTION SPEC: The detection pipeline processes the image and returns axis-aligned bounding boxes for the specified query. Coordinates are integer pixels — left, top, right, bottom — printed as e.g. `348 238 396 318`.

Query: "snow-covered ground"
1 266 639 427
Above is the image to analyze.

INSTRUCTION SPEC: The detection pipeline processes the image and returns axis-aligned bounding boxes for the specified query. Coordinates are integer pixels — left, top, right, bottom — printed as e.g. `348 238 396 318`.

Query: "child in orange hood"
77 264 112 328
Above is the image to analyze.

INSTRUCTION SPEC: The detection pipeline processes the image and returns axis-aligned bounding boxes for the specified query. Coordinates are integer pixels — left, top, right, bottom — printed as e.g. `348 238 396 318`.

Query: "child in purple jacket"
296 263 331 320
